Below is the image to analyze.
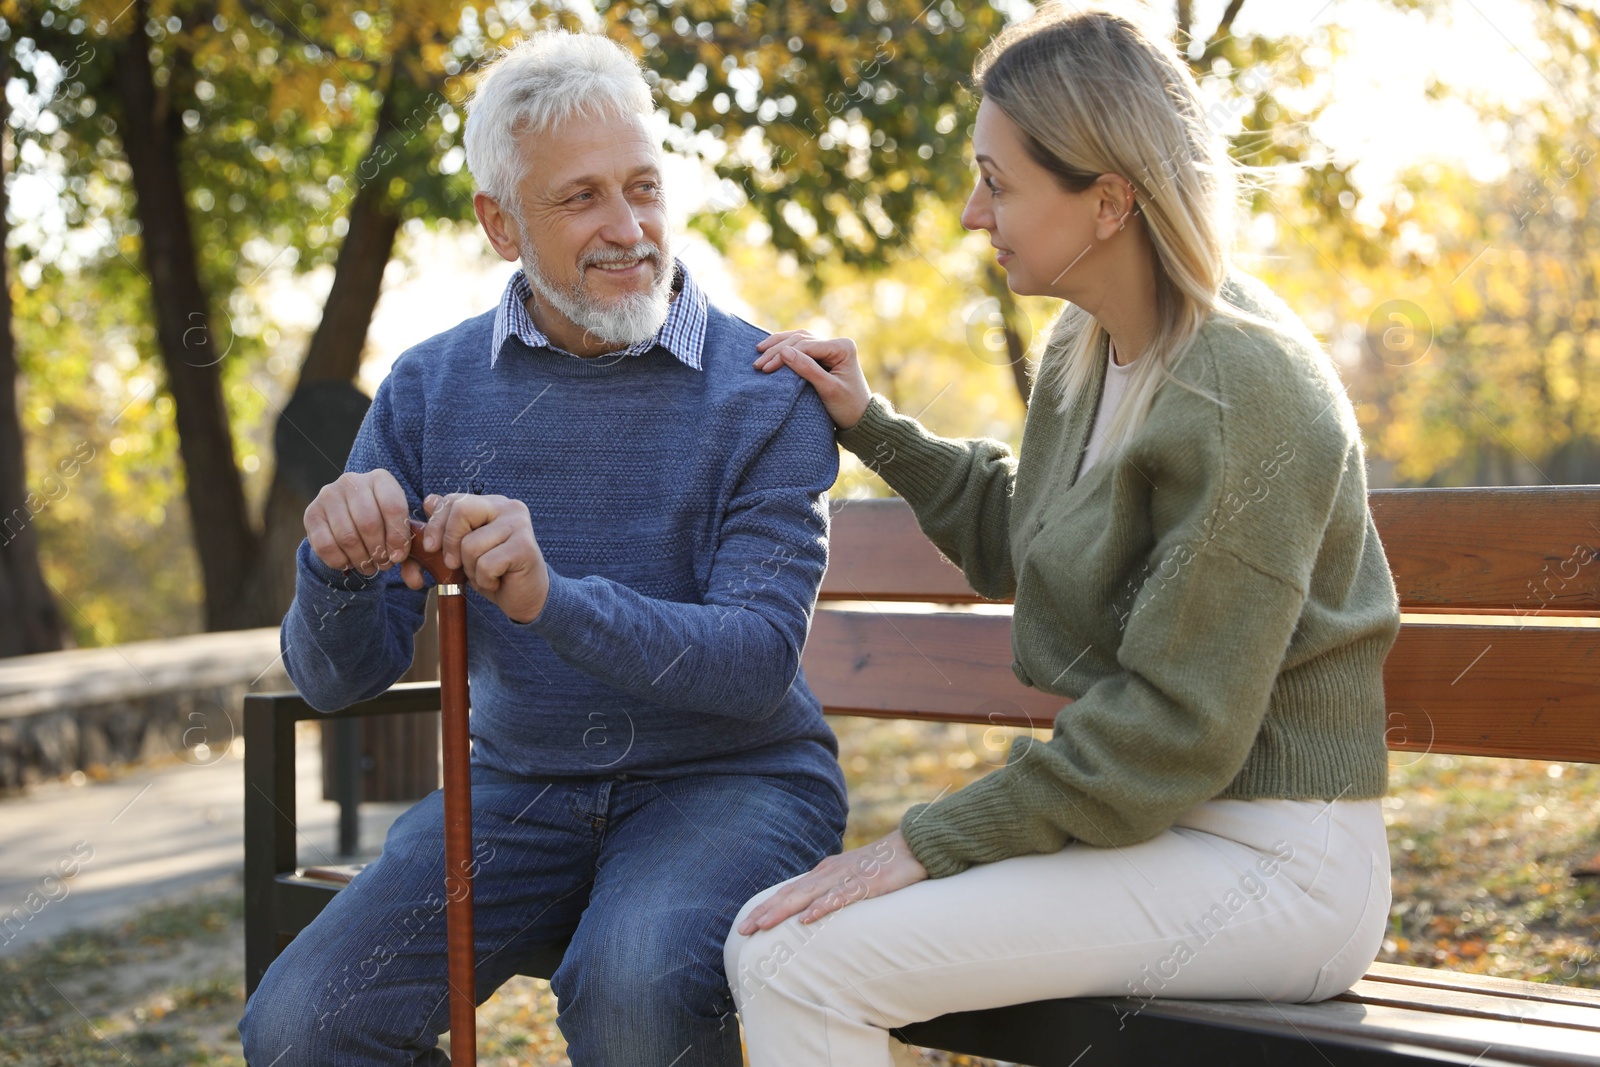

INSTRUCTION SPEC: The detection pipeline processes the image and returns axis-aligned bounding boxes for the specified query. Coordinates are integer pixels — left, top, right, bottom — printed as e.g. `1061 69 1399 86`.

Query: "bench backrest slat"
801 612 1600 762
1370 486 1600 612
820 499 978 602
805 610 1062 724
1384 624 1600 762
809 489 1600 765
823 489 1600 613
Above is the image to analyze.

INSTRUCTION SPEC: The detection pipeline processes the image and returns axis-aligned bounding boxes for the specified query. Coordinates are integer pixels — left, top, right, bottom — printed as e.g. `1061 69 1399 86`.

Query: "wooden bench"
245 488 1600 1065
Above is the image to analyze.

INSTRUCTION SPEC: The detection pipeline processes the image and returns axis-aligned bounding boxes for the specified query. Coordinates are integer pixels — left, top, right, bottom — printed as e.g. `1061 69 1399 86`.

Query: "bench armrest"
243 682 443 992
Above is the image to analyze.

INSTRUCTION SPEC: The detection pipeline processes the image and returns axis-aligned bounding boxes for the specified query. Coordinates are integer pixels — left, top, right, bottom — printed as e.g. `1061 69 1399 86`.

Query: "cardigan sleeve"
898 389 1353 877
834 393 1017 600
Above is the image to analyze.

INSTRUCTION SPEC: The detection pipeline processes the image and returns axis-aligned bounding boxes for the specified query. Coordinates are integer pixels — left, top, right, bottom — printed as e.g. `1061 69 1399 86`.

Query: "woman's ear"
1092 174 1139 240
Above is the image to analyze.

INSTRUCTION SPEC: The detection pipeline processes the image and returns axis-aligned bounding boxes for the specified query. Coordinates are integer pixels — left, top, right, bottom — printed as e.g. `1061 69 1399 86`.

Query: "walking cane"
406 517 476 1066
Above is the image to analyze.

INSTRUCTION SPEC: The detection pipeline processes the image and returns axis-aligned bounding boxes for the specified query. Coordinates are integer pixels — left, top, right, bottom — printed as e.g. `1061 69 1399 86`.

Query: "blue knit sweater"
281 303 846 808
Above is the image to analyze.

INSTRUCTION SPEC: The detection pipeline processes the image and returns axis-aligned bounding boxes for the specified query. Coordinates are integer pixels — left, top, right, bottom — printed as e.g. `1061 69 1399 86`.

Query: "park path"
0 727 407 956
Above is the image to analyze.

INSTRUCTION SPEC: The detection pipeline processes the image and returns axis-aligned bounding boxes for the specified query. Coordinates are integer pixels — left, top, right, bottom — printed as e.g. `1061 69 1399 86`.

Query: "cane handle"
406 516 466 587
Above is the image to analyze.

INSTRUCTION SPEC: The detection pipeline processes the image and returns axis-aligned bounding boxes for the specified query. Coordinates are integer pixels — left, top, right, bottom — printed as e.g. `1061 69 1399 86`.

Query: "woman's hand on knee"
753 330 872 430
736 829 927 935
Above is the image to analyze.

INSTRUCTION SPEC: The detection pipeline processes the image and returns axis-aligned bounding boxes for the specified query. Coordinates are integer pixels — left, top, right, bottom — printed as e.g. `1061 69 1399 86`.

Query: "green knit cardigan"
834 269 1400 878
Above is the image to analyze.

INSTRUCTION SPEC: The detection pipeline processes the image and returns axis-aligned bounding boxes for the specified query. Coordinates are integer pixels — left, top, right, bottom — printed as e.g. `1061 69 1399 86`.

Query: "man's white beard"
521 238 674 348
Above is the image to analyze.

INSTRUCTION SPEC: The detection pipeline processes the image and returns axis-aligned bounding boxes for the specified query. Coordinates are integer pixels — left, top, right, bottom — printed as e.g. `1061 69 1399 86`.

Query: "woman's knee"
727 909 865 1016
724 875 815 1002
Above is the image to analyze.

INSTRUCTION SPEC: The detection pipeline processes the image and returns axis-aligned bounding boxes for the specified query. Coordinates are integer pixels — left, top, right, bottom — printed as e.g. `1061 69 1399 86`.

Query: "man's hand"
412 492 550 624
304 470 414 578
735 828 928 934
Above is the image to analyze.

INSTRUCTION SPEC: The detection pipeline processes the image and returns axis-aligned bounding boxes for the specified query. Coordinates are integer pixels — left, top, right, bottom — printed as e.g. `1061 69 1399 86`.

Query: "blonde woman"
728 6 1399 1064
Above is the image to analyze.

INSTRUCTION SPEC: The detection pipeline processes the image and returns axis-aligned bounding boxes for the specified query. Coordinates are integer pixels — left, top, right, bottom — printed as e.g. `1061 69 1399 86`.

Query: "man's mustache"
580 243 664 275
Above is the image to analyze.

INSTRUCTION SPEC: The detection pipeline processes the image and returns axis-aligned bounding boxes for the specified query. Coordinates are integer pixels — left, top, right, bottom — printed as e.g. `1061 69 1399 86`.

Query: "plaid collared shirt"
489 257 708 371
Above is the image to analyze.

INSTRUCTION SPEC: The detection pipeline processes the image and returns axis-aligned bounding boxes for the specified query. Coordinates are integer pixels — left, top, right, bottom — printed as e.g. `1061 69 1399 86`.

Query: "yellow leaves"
722 199 1030 455
420 39 452 75
1484 256 1532 320
1263 149 1600 487
1546 335 1582 408
821 191 876 256
751 46 784 86
265 65 327 124
76 0 142 35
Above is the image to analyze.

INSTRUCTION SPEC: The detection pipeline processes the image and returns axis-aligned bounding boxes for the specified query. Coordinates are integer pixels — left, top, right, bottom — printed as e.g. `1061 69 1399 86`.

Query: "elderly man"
238 30 847 1067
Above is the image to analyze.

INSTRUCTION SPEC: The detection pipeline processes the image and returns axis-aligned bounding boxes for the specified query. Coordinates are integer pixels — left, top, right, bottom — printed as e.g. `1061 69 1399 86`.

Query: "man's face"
510 110 673 347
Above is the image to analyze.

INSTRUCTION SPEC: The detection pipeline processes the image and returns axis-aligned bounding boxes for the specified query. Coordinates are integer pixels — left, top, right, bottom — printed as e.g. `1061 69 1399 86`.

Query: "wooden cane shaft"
438 587 475 1065
401 517 475 1059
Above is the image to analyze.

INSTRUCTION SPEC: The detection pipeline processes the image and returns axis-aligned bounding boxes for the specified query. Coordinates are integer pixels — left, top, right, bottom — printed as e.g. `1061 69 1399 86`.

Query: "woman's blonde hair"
976 4 1282 453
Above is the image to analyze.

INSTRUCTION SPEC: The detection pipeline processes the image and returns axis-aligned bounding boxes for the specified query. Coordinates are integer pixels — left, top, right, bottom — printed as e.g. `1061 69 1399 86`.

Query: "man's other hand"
304 469 414 578
414 492 551 624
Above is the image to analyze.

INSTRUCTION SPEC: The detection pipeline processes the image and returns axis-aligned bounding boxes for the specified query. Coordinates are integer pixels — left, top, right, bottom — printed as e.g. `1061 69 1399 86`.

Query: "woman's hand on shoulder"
754 330 871 430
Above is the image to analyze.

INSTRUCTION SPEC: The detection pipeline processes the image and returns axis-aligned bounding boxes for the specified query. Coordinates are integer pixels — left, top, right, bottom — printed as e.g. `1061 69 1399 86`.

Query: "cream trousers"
726 797 1390 1066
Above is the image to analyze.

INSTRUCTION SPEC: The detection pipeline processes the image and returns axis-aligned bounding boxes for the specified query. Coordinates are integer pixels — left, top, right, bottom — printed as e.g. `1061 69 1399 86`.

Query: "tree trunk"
108 22 414 630
111 2 258 630
985 264 1031 407
233 88 405 628
111 20 411 630
0 48 68 656
298 167 404 388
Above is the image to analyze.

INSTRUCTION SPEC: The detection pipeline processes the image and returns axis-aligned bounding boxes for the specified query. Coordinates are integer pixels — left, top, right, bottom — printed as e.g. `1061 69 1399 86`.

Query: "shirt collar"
490 256 707 372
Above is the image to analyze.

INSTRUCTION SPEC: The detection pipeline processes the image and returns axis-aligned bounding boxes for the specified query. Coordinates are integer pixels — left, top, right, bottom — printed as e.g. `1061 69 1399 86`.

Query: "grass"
0 891 246 1066
1381 752 1600 982
3 721 1598 1066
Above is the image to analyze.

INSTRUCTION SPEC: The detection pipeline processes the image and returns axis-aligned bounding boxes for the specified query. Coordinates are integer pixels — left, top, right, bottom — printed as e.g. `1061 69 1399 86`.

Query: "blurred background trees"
2 0 1597 649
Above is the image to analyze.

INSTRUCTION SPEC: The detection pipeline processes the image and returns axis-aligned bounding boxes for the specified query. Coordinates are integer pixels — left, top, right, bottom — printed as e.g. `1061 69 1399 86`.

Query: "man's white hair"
464 30 655 211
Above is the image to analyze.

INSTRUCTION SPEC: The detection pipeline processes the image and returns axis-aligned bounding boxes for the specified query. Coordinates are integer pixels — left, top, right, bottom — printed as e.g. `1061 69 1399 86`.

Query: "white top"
1078 341 1138 477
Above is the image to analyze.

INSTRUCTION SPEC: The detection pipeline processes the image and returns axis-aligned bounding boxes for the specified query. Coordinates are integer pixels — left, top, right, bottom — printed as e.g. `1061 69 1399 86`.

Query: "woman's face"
961 99 1127 299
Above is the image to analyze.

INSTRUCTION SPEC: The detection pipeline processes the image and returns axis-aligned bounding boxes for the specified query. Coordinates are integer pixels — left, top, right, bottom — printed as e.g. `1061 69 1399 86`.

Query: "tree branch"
1199 0 1248 68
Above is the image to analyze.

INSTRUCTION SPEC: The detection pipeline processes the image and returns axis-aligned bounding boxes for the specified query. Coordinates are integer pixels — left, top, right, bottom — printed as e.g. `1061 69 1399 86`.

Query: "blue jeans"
239 764 845 1066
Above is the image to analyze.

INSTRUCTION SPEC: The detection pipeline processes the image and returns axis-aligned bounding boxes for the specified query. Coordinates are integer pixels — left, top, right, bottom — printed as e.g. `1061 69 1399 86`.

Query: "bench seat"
897 962 1600 1065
